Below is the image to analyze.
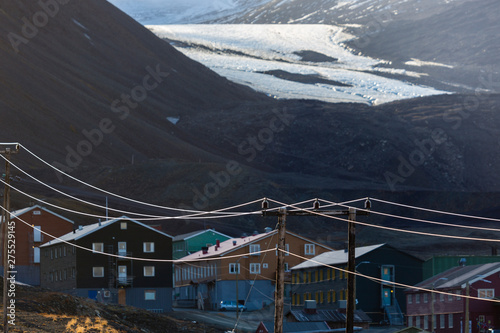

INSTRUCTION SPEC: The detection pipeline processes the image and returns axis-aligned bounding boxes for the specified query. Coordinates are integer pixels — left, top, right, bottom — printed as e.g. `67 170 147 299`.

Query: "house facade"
0 205 74 285
174 228 333 311
290 244 424 326
406 262 500 333
172 229 231 260
40 216 173 313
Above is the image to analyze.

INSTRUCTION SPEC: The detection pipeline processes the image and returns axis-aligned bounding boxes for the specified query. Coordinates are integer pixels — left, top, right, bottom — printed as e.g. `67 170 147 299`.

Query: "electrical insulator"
313 198 320 210
364 198 371 210
262 198 269 210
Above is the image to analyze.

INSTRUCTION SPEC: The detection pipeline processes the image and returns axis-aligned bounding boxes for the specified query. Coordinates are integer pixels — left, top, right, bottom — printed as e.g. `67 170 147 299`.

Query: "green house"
172 229 231 260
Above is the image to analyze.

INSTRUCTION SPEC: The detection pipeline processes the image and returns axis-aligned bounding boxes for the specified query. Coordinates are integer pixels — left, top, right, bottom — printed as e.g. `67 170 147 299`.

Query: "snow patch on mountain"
150 24 448 105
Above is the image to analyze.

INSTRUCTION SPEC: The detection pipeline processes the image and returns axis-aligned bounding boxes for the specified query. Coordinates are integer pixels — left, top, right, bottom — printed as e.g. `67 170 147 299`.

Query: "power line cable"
370 197 500 222
0 153 264 220
268 198 500 243
320 198 500 233
284 249 500 304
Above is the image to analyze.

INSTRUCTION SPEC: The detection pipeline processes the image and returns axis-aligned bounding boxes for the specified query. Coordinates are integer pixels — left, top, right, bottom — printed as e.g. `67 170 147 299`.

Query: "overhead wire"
370 197 500 222
18 143 266 215
320 198 500 233
283 249 500 304
3 202 500 304
0 153 264 220
268 198 500 243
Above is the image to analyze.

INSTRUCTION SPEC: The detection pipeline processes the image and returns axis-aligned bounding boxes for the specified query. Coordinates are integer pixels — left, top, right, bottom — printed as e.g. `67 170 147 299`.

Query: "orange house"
1 205 74 285
174 228 333 311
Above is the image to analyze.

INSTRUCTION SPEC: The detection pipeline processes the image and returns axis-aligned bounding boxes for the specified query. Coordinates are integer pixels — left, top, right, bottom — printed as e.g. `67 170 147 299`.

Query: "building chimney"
264 227 272 233
233 240 237 246
202 246 208 254
216 239 220 247
304 300 317 314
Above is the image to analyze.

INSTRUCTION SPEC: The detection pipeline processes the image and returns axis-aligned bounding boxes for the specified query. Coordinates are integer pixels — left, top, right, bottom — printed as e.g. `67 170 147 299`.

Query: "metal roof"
410 262 500 291
291 244 385 270
40 215 173 247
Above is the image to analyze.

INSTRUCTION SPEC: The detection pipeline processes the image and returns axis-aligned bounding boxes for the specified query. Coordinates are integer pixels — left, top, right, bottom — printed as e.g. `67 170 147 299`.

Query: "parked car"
219 300 246 311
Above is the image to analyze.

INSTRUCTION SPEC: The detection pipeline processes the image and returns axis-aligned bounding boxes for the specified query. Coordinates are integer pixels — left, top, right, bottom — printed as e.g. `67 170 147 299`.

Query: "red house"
1 205 74 285
406 262 500 333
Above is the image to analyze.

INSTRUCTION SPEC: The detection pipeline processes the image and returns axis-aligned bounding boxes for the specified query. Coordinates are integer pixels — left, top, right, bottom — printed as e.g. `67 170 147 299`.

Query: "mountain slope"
0 0 265 169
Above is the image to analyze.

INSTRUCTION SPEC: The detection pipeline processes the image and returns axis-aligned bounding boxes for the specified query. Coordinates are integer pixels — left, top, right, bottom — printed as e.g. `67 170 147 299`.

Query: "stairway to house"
384 303 404 326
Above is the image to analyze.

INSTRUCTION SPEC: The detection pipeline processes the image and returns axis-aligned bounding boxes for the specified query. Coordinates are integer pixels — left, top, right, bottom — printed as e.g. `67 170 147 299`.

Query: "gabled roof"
409 262 500 291
291 244 386 270
40 216 172 248
172 229 231 242
10 204 74 224
178 229 332 261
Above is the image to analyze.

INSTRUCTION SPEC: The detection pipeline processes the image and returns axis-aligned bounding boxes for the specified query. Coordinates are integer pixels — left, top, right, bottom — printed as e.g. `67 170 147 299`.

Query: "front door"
118 289 126 305
382 287 392 306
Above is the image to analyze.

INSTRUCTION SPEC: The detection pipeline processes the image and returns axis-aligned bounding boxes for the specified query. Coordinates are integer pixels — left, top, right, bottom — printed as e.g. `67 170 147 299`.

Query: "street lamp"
431 277 448 333
354 261 370 309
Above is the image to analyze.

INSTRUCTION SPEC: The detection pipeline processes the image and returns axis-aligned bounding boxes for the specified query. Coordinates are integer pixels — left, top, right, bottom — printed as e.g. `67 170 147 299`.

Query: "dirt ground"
0 282 221 333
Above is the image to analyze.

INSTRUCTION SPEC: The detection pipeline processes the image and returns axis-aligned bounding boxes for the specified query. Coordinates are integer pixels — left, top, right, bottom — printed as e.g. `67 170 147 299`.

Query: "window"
415 316 420 328
229 263 240 274
92 242 104 253
72 267 76 278
408 316 413 327
249 244 260 255
144 266 155 277
448 313 453 328
284 263 289 272
63 246 67 256
423 293 428 303
416 293 420 304
33 247 40 263
305 244 315 255
408 294 412 304
143 242 155 253
439 293 444 302
456 290 462 300
250 263 261 274
93 267 104 277
263 263 268 269
145 290 156 301
440 314 445 328
478 289 494 299
120 222 127 229
423 315 428 329
33 226 42 242
118 242 127 255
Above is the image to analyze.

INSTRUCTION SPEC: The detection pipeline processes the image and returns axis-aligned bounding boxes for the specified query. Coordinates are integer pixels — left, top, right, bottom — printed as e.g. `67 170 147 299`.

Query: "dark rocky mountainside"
0 0 265 168
1 0 500 256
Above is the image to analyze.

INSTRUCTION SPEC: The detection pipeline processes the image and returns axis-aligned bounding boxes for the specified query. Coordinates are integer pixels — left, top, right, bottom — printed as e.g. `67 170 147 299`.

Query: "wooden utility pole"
1 145 19 333
274 208 286 333
262 199 370 333
346 207 356 333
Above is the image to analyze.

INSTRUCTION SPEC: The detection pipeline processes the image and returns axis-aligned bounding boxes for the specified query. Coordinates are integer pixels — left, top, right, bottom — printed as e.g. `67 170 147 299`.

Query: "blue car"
219 301 246 311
